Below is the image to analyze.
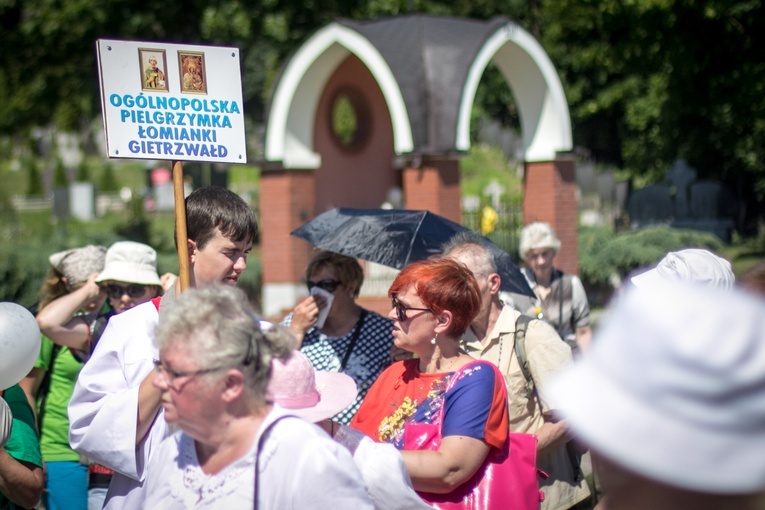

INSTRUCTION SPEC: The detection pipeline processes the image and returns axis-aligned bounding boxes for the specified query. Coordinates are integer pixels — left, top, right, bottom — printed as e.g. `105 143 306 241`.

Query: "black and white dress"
281 310 394 424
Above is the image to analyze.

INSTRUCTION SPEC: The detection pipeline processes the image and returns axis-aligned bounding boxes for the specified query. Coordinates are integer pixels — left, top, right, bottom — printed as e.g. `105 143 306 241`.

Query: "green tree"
26 158 43 195
100 162 119 192
1 0 764 227
542 0 765 219
53 159 68 188
76 160 90 182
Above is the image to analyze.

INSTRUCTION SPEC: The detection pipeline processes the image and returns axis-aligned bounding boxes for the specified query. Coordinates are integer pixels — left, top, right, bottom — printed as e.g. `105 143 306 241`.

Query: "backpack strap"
515 312 586 481
513 314 534 398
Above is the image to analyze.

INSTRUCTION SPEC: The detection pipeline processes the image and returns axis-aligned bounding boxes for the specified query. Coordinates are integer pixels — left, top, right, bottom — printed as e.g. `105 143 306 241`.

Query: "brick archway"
261 15 575 318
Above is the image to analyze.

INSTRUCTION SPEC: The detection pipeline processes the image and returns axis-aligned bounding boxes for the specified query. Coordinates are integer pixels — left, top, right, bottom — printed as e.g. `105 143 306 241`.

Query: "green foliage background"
1 0 763 310
1 0 763 220
578 225 725 287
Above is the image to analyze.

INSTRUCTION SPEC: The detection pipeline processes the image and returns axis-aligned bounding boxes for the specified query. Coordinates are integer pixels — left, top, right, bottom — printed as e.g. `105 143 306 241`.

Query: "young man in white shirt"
68 186 258 509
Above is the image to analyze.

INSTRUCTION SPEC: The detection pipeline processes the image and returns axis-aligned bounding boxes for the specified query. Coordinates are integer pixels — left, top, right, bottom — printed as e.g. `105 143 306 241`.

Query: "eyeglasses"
153 360 226 390
103 283 149 300
306 279 341 293
391 295 432 323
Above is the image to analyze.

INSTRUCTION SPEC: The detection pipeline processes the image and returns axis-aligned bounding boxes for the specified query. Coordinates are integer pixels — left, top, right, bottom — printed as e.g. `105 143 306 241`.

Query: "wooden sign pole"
172 160 191 293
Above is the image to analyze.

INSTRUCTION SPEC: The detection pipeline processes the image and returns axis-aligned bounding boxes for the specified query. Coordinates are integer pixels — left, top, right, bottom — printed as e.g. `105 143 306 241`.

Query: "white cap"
548 282 765 493
630 248 734 290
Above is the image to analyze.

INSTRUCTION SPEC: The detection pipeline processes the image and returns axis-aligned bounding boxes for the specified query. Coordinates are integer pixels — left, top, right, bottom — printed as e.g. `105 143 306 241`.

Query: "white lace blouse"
143 406 374 509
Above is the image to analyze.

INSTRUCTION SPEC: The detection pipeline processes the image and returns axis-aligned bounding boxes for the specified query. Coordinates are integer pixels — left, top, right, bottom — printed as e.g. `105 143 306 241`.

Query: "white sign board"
96 39 247 164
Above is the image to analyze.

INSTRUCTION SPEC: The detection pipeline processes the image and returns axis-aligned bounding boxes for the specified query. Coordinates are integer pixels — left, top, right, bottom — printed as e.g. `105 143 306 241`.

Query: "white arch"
457 22 572 162
265 23 414 168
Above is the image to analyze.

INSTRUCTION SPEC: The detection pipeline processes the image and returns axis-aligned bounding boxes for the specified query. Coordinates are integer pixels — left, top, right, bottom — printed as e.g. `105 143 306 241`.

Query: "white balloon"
0 302 41 390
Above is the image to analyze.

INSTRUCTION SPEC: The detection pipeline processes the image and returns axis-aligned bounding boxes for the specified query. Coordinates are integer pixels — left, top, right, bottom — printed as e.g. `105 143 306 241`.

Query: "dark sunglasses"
391 295 432 323
103 283 149 299
306 279 341 293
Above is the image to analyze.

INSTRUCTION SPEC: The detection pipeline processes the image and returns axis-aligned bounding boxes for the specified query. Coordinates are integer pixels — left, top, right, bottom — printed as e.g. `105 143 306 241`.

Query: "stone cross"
665 159 697 219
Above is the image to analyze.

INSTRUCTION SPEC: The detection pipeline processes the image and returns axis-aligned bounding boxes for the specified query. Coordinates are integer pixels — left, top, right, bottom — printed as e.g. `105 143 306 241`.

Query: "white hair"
155 284 292 404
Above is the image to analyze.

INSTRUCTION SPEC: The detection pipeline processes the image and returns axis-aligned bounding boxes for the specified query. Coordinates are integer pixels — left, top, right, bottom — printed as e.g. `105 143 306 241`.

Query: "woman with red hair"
350 258 509 502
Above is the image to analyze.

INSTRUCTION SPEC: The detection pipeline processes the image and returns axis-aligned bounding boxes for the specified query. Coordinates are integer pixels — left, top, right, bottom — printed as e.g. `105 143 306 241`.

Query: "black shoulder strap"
37 343 62 431
254 415 293 509
340 310 367 370
513 314 534 398
560 273 574 332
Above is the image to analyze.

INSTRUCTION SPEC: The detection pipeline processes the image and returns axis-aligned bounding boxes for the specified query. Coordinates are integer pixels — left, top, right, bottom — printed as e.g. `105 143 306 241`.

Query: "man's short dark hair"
181 186 258 249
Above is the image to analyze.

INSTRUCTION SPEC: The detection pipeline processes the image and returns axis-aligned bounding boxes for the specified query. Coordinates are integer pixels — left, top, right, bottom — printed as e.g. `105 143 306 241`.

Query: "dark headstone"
665 159 697 219
627 184 673 225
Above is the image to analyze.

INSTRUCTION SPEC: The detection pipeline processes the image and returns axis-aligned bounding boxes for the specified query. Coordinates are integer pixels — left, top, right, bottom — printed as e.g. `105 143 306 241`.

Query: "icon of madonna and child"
139 48 207 94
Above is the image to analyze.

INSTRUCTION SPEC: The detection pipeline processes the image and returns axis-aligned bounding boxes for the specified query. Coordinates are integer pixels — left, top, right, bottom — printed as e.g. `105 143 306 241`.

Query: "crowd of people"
2 185 765 510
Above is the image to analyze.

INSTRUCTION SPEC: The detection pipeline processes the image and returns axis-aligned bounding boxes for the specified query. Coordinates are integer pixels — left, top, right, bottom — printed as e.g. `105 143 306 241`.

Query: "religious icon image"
179 52 207 94
139 49 168 92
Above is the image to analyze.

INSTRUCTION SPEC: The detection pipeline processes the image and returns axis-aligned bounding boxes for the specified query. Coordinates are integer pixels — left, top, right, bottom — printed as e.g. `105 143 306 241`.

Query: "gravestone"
627 184 673 226
627 159 736 241
665 159 697 219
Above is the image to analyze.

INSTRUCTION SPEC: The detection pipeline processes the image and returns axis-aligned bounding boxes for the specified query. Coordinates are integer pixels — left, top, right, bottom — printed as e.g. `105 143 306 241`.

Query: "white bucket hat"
630 248 734 290
547 282 765 494
95 241 162 286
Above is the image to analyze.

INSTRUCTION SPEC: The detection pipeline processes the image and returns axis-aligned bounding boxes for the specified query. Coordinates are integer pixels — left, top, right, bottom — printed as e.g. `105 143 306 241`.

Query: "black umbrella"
291 207 534 297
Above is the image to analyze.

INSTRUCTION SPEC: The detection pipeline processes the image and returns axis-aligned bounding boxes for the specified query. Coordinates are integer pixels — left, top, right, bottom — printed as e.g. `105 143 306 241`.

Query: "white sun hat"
95 241 162 286
630 248 734 290
547 281 765 494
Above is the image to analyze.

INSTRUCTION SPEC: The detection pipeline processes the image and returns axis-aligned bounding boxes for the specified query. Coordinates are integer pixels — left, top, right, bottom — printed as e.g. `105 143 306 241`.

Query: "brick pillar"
523 156 579 274
260 168 316 318
402 158 461 223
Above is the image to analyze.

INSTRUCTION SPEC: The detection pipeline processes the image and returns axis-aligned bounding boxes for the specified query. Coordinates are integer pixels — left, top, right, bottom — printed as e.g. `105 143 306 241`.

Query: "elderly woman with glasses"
349 258 509 503
281 251 394 425
144 284 373 509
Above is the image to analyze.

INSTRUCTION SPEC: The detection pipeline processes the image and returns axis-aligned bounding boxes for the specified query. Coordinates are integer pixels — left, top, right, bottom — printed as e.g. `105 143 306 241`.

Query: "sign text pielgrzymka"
96 39 247 164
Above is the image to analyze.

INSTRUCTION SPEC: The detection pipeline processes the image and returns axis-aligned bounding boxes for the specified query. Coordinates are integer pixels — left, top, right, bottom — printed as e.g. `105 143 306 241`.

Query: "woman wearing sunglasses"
348 258 509 505
36 241 172 355
35 240 172 510
281 251 394 425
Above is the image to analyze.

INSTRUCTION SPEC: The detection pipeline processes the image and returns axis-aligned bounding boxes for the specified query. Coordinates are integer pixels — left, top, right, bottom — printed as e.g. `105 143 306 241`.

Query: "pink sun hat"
267 350 358 423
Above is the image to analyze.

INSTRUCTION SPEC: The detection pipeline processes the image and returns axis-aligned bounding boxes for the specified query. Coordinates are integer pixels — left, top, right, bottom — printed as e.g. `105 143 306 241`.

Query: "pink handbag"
403 366 544 510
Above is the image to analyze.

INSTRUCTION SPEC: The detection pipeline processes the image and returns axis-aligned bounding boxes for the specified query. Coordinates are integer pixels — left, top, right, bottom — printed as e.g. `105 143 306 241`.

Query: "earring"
431 333 438 345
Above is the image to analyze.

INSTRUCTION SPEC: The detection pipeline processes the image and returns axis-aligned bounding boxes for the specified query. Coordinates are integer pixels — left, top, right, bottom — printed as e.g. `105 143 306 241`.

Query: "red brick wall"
523 157 579 274
261 55 399 288
260 170 316 283
402 159 461 223
313 55 397 211
357 296 393 318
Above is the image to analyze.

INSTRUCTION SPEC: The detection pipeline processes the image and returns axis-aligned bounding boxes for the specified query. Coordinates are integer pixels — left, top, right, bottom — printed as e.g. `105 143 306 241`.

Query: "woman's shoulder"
150 431 194 474
263 408 349 458
374 358 414 381
461 358 499 372
451 360 502 388
361 309 393 326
